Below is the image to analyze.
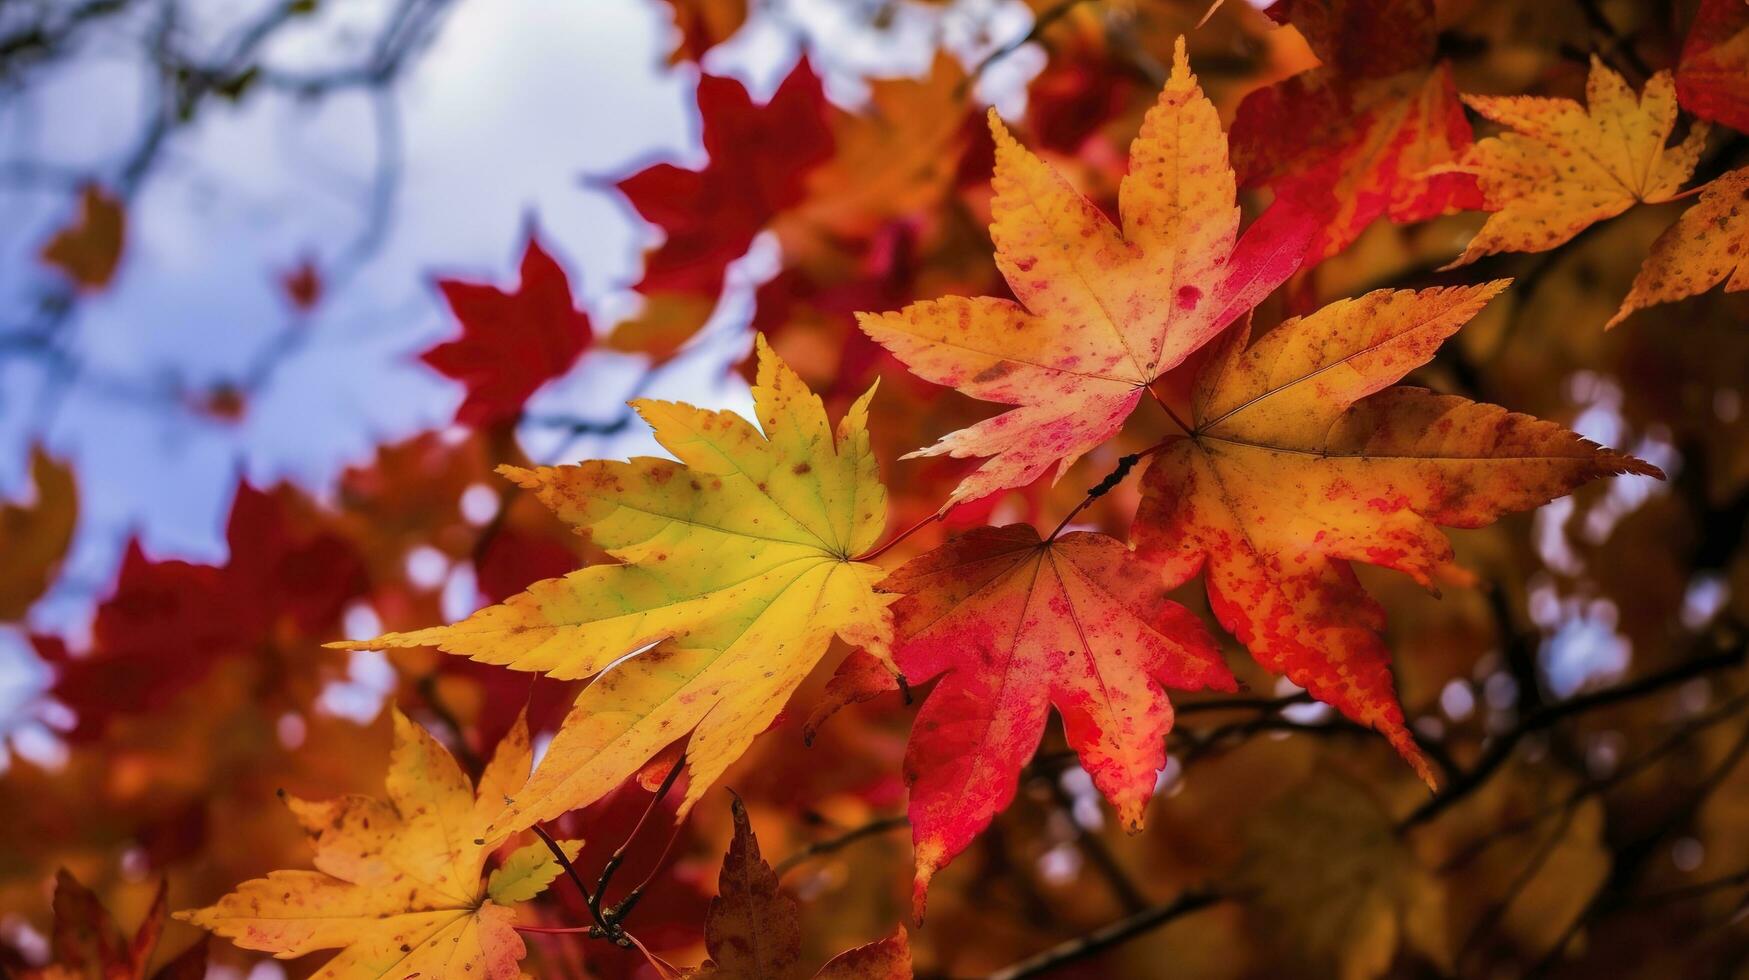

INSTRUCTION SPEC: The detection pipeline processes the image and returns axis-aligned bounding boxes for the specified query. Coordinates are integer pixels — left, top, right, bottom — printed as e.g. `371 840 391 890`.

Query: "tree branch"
982 889 1225 980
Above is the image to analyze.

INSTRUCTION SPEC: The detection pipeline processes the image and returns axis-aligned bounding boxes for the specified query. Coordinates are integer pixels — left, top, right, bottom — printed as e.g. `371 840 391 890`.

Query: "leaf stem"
532 824 606 933
1146 383 1194 436
514 923 597 935
856 511 944 563
609 816 689 922
1047 444 1163 540
594 752 686 923
1661 182 1708 203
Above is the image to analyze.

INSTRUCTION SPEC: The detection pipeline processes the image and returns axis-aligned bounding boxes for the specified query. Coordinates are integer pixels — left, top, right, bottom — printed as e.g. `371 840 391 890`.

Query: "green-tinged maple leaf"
335 335 894 839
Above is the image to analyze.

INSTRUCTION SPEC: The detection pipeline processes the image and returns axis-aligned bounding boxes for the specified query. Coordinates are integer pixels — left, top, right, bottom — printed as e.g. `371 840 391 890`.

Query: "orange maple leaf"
858 40 1312 510
1133 283 1659 783
1441 57 1709 267
1610 166 1749 328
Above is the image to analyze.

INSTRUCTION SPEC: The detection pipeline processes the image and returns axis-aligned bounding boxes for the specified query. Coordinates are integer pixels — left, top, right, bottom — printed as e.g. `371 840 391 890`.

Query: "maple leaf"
1022 21 1134 156
177 708 577 979
615 62 833 345
779 52 973 244
1235 777 1448 980
40 184 126 292
1610 166 1749 328
49 483 366 739
1132 283 1659 783
1441 57 1710 267
1677 0 1749 135
1231 0 1481 262
423 232 593 427
0 447 76 621
688 795 910 979
657 0 748 65
858 40 1313 510
881 524 1234 912
17 871 207 980
336 336 894 839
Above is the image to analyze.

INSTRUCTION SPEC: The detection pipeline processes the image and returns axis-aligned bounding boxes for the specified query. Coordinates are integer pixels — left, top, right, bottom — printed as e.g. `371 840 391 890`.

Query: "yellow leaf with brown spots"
1443 57 1710 267
335 335 893 840
857 39 1313 510
175 708 571 980
1133 283 1658 785
1610 166 1749 327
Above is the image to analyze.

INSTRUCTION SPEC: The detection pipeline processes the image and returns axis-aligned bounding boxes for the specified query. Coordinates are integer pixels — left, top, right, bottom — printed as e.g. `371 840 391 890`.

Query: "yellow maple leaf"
177 708 579 980
1134 283 1659 785
1443 56 1709 267
1609 165 1749 327
336 335 893 840
857 39 1309 510
1235 777 1448 980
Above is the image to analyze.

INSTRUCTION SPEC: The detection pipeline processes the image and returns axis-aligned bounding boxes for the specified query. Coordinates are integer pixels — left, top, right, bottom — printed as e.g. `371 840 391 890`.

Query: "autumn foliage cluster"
7 0 1749 978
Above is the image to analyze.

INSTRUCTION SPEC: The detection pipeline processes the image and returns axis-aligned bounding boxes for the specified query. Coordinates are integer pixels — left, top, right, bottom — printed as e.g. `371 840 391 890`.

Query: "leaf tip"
496 464 540 489
985 105 1013 147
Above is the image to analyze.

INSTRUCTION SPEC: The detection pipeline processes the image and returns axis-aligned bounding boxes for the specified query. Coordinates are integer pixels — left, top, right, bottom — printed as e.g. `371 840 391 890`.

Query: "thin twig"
982 889 1225 980
1400 634 1748 830
1044 777 1148 915
1048 446 1160 540
774 815 910 877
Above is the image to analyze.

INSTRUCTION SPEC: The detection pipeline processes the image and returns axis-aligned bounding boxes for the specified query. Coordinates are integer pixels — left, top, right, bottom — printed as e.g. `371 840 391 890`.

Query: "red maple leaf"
1677 0 1749 134
48 484 367 738
424 233 593 427
1231 0 1481 263
617 60 833 301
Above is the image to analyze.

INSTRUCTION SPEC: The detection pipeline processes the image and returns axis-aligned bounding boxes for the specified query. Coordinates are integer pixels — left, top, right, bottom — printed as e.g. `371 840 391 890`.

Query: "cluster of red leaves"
46 486 367 741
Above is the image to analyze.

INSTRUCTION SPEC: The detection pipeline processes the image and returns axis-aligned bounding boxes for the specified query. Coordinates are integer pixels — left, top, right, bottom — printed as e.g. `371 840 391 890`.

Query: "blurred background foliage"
1 0 1746 977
